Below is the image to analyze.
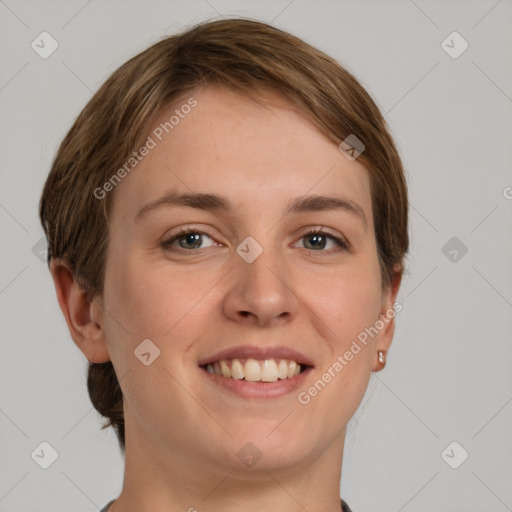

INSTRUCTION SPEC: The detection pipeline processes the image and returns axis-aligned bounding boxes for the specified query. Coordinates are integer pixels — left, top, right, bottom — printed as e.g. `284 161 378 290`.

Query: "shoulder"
99 499 116 512
341 498 354 512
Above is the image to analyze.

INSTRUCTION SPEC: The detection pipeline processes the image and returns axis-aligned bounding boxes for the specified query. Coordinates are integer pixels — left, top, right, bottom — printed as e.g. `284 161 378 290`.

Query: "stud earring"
378 350 386 365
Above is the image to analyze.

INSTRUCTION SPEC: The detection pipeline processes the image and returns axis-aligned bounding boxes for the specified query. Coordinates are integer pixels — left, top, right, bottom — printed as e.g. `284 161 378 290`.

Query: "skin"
51 85 402 512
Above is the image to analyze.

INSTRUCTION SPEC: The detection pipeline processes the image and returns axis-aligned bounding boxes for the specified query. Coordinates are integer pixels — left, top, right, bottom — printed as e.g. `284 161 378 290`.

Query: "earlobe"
50 259 111 363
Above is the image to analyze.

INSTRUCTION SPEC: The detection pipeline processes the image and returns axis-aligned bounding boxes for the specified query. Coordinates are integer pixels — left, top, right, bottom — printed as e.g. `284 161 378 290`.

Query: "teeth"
261 359 278 382
244 359 261 381
219 360 231 378
288 360 301 378
205 358 304 382
231 358 245 379
278 359 288 380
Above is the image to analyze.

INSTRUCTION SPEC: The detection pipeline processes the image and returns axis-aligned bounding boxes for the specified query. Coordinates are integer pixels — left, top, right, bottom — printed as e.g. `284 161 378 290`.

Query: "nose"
222 242 298 326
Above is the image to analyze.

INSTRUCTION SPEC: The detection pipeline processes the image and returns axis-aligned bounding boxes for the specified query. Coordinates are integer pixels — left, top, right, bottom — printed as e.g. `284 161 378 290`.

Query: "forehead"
110 85 372 225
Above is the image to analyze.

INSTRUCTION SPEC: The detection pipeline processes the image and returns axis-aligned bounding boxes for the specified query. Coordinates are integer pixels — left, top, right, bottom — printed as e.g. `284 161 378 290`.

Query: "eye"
161 226 349 254
296 228 349 252
162 227 217 252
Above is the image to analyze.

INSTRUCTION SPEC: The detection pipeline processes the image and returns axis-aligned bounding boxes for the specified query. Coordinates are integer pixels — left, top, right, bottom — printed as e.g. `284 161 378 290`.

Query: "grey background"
1 0 511 511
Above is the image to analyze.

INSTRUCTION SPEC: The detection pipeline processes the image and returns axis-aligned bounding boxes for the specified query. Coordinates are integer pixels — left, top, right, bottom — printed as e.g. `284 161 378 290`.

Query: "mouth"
199 357 312 382
197 345 314 399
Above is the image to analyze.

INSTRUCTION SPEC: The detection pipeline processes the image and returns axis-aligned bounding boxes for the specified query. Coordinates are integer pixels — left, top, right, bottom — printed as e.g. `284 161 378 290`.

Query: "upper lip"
198 344 315 367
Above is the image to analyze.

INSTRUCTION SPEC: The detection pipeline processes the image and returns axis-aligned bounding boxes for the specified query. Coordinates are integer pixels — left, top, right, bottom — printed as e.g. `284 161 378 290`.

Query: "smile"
202 358 308 382
199 358 313 399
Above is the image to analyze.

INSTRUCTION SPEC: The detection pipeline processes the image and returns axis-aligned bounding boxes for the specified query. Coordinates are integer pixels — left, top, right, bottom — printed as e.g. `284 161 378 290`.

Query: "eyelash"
161 226 349 254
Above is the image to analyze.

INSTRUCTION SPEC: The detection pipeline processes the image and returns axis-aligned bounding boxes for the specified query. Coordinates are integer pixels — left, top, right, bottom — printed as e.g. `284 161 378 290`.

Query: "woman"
39 18 408 512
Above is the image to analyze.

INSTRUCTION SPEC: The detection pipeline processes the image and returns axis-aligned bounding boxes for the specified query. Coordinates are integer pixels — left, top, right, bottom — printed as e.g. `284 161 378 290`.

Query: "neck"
110 410 347 512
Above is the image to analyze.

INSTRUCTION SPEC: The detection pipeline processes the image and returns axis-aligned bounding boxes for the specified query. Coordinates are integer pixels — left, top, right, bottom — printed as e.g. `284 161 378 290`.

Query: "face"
98 85 398 473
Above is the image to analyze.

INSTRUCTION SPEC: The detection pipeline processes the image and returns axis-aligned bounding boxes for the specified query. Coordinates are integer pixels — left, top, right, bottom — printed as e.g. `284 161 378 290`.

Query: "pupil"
307 234 325 249
181 233 201 248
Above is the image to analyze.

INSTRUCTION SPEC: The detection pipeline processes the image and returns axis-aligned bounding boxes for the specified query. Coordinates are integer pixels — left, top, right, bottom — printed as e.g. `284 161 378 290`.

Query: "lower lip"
199 366 313 399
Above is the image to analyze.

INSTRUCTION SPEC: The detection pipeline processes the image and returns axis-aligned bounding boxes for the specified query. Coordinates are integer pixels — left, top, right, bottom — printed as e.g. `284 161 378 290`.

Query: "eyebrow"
134 191 368 230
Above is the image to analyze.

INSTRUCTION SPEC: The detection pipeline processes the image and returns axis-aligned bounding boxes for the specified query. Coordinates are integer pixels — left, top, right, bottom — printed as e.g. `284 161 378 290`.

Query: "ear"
50 258 111 363
373 262 403 370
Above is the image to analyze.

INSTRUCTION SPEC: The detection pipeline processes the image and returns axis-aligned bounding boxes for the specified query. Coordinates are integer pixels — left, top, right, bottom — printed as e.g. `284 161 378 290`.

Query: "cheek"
317 266 382 341
104 254 220 348
299 272 380 425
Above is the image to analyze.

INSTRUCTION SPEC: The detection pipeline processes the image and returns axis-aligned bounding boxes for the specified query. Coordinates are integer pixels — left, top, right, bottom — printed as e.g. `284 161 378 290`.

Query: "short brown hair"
39 18 409 453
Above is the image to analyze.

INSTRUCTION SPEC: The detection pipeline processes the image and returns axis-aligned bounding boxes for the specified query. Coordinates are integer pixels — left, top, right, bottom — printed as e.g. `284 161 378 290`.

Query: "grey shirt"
99 499 115 512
